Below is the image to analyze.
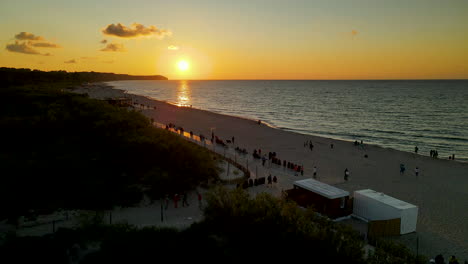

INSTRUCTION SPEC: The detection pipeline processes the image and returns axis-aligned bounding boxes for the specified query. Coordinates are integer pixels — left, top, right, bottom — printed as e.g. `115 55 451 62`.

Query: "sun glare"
177 60 189 71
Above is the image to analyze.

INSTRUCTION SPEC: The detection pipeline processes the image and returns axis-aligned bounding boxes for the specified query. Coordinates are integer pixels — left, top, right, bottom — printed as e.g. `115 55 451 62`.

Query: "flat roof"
355 189 417 209
293 178 350 199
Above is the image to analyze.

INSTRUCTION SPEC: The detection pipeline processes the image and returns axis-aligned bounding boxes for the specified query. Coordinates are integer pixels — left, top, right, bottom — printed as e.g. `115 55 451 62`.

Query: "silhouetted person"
344 168 349 181
435 254 444 264
449 255 459 264
415 146 418 153
182 193 189 207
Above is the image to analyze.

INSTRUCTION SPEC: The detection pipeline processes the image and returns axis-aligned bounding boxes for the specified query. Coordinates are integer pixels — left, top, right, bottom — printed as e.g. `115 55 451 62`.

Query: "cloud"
64 59 77 63
100 39 107 44
168 45 179 50
351 30 358 37
81 56 97 60
100 43 126 52
6 41 41 55
28 41 60 48
15 32 44 41
102 23 172 39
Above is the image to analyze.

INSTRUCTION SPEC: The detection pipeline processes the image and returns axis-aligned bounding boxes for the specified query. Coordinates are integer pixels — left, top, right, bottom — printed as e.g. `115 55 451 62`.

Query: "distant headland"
0 67 168 86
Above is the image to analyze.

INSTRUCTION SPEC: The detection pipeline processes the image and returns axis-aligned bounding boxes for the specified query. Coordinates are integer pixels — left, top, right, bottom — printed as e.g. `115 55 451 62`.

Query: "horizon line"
168 78 468 81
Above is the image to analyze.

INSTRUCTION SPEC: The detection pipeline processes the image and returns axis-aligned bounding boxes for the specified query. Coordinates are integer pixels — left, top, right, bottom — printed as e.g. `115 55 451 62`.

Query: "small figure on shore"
448 255 459 264
435 254 444 264
262 155 267 166
415 167 419 177
313 166 317 178
400 164 406 174
182 193 189 207
344 168 349 181
415 146 418 153
258 119 261 125
273 175 277 185
189 131 193 137
452 154 455 160
330 143 334 149
232 136 235 144
267 174 272 187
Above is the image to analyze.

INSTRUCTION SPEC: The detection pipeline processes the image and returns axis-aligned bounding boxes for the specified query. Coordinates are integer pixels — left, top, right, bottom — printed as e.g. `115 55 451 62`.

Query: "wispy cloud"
64 59 77 64
100 39 107 44
28 41 60 48
15 32 44 41
100 43 126 52
6 41 41 55
81 56 98 60
168 45 179 50
102 23 172 39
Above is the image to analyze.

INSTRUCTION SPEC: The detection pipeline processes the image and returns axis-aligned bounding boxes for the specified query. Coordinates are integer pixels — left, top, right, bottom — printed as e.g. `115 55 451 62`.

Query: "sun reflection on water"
176 80 191 107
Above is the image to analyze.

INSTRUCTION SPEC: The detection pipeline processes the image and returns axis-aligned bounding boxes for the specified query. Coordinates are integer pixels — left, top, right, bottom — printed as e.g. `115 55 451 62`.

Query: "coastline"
70 82 468 261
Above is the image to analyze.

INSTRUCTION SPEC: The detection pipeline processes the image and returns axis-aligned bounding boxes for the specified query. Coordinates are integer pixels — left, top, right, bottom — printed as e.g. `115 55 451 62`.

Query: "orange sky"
1 0 467 79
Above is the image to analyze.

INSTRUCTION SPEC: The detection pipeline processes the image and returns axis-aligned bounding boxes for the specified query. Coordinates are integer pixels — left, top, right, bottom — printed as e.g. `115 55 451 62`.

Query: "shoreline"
71 82 468 261
105 81 466 164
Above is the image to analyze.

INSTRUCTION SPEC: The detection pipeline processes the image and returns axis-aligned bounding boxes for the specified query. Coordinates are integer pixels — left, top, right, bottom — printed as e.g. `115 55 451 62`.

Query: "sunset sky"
1 0 467 80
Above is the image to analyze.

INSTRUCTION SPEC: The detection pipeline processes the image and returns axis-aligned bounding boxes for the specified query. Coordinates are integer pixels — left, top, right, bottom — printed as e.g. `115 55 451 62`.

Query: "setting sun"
177 60 190 71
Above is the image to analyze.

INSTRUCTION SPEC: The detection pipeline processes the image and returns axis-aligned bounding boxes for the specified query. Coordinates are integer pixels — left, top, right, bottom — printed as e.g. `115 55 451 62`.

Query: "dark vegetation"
0 187 427 263
1 67 167 87
0 67 218 221
0 68 426 263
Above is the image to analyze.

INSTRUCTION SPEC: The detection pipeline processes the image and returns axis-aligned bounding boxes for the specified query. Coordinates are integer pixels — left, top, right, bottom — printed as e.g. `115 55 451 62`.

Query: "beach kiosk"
286 178 351 219
353 189 418 236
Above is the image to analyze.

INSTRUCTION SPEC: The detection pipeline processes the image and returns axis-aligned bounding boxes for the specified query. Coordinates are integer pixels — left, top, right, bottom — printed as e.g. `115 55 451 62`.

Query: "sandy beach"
70 84 468 261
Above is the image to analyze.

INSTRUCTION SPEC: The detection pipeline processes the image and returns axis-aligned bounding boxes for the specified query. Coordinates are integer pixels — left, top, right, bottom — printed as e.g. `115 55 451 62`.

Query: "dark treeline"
0 67 167 86
0 68 216 221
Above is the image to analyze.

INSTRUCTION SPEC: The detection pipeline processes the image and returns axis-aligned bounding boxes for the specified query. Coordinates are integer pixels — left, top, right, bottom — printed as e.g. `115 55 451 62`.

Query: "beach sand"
70 84 468 261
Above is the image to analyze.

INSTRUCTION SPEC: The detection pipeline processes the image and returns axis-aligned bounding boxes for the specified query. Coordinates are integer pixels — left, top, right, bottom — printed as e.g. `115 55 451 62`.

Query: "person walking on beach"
313 166 317 178
449 255 459 264
415 167 419 177
415 146 418 154
182 193 189 207
344 168 349 181
273 175 277 186
400 164 406 174
267 174 272 187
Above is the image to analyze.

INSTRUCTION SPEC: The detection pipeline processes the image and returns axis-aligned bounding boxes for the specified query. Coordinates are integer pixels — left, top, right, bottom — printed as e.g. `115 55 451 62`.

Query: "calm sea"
106 80 468 161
